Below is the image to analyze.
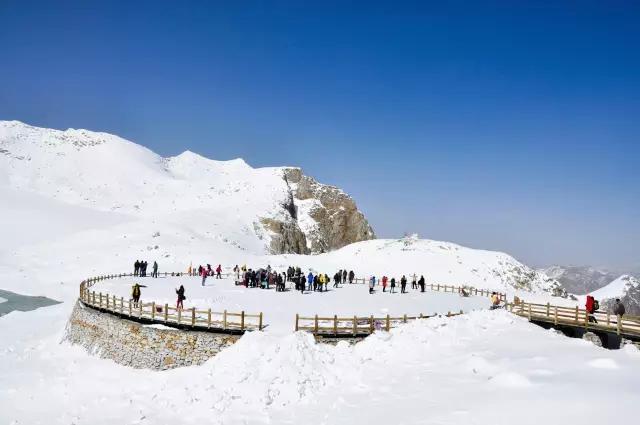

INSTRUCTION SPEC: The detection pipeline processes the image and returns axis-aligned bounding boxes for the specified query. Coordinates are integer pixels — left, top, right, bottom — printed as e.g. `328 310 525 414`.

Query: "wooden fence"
506 301 640 338
79 273 263 332
295 310 465 336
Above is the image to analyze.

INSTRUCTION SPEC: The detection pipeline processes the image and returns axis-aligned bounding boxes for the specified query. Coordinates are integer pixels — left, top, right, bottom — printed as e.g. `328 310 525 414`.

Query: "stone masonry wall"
64 301 240 370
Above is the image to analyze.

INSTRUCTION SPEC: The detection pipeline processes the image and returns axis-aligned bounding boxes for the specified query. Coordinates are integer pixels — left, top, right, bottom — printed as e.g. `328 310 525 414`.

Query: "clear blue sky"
1 1 638 269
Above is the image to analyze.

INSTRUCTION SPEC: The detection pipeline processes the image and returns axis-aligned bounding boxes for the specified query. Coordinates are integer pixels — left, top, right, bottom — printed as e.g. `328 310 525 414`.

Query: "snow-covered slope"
0 120 374 254
273 235 563 295
591 275 640 315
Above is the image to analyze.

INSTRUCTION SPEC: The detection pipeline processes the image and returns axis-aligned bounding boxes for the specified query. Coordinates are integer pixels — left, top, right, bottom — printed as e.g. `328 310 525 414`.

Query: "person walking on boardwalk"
418 275 426 292
134 260 140 276
131 283 141 307
585 295 599 323
613 299 626 317
176 285 185 310
152 261 158 278
216 264 222 279
390 277 396 293
400 275 407 293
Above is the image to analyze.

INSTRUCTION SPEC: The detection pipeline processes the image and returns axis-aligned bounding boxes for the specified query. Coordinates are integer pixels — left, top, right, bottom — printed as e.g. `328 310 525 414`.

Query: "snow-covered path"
89 275 490 334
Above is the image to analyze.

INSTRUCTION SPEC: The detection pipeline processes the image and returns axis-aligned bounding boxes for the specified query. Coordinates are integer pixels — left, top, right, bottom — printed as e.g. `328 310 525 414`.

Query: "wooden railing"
295 310 465 336
79 273 263 332
507 301 640 337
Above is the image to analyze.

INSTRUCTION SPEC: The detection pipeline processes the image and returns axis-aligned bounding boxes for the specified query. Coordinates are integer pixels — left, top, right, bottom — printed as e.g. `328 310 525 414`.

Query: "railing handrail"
79 273 263 332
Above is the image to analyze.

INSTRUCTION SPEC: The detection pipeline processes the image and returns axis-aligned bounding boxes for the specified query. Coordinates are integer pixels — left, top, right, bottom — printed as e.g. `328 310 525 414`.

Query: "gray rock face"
540 265 618 295
64 301 240 370
280 168 375 253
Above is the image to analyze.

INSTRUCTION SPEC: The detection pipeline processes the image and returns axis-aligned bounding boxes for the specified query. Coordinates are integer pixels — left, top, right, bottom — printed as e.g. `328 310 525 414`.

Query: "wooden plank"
224 310 228 330
295 313 299 332
386 314 390 331
259 312 263 331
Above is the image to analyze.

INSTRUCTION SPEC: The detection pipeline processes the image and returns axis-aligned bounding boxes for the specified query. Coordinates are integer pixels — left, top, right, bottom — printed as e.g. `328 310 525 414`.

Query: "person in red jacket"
382 276 388 292
585 295 598 323
216 264 222 279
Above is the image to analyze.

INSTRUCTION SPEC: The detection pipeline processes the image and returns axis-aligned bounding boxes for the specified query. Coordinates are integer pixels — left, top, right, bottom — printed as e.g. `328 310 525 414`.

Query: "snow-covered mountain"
592 275 640 316
0 120 374 255
539 265 617 295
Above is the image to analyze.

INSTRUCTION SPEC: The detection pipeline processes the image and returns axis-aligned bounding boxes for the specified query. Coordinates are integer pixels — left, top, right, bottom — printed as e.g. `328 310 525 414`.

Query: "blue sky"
1 1 638 269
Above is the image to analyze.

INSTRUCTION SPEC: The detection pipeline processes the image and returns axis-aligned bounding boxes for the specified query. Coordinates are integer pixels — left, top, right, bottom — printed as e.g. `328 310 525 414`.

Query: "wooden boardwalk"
79 274 263 333
506 301 640 340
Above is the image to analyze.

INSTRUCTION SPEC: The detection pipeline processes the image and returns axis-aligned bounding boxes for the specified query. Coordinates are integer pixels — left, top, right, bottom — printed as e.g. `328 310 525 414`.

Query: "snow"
0 297 6 304
591 275 640 300
2 308 639 424
1 120 636 423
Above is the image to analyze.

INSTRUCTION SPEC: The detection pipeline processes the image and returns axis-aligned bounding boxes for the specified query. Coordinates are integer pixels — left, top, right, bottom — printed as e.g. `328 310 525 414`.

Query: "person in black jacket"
348 270 355 284
390 278 396 293
613 299 626 317
400 275 407 293
418 275 426 292
134 260 140 276
176 285 185 310
342 269 348 284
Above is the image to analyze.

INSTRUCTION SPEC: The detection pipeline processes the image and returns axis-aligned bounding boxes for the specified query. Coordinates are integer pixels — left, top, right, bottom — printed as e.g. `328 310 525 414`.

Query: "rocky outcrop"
282 168 375 253
64 301 240 370
260 217 310 255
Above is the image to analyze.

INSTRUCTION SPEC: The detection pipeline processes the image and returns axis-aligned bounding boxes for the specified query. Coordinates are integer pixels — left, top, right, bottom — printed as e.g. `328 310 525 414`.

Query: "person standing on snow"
390 277 396 293
152 261 158 278
307 272 314 292
342 269 348 284
400 275 407 293
411 274 417 290
382 276 388 292
176 285 186 310
134 260 140 276
348 270 355 284
131 283 141 307
418 275 426 292
490 292 501 310
201 266 207 286
369 276 375 294
233 265 240 281
216 264 222 279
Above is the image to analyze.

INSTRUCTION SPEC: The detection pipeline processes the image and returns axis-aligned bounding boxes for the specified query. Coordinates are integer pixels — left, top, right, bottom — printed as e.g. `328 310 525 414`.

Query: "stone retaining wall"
65 301 240 370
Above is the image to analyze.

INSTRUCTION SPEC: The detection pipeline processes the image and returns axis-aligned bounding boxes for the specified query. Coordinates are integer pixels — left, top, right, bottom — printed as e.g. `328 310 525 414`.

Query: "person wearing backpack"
176 285 186 310
585 295 598 323
613 299 626 317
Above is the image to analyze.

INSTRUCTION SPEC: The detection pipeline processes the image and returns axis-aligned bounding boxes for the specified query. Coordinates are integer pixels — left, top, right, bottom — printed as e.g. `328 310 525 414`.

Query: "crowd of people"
133 260 158 278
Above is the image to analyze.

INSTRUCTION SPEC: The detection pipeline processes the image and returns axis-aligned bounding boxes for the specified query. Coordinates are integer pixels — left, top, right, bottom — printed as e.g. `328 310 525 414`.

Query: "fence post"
177 307 182 324
241 311 245 331
120 297 124 314
554 307 558 325
223 310 228 330
92 291 95 305
333 315 337 335
258 312 263 331
295 314 299 332
403 314 407 323
353 316 357 336
606 312 610 326
447 311 451 317
128 299 132 316
370 315 374 333
151 302 156 320
164 304 168 322
386 314 390 331
99 292 103 308
617 315 622 335
139 299 143 318
106 295 109 309
314 315 319 334
546 303 550 318
528 304 532 320
191 308 196 326
207 309 211 329
437 284 440 291
574 306 579 323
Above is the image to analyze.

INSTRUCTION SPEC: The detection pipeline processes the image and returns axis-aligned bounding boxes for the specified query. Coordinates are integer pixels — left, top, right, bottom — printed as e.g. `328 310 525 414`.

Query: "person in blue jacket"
307 272 314 291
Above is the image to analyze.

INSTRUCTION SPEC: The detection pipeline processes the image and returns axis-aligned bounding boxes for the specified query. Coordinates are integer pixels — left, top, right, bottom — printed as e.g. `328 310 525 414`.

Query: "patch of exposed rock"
282 168 375 253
